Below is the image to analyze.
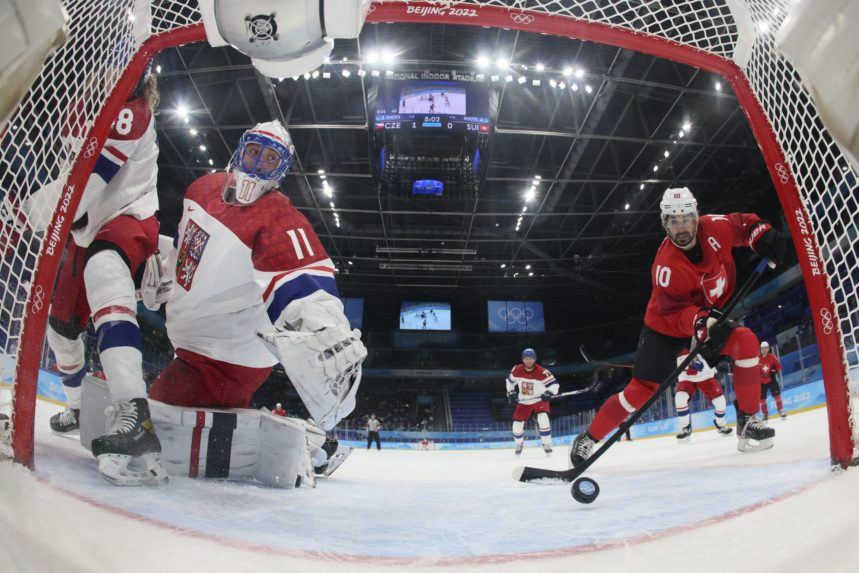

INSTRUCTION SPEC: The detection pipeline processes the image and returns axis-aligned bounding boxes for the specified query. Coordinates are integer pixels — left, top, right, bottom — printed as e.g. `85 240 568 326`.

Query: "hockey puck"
571 477 600 504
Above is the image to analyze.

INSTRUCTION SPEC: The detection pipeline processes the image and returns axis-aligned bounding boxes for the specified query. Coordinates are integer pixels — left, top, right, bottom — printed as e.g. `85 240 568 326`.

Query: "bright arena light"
575 67 585 78
496 57 509 68
563 66 573 77
477 56 490 68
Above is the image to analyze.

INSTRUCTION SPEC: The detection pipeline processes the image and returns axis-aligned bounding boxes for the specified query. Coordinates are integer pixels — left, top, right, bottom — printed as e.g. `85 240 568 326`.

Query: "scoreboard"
373 79 492 133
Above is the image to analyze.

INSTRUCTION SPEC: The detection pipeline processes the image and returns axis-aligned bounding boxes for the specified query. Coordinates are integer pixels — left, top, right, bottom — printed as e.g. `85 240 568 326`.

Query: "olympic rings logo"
819 307 834 335
510 12 535 25
775 162 790 184
31 284 45 314
498 306 534 325
83 137 99 159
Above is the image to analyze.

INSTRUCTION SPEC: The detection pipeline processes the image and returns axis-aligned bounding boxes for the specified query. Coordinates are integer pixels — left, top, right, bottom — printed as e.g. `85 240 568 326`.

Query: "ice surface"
1 398 858 572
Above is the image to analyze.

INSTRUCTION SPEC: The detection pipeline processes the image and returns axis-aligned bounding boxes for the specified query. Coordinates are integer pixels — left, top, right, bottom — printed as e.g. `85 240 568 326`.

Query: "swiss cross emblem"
176 219 210 291
702 264 729 306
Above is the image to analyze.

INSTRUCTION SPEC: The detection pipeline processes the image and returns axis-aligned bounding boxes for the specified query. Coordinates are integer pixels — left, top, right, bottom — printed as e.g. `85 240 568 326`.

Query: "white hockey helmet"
225 120 295 205
276 403 282 409
760 341 770 350
660 187 698 218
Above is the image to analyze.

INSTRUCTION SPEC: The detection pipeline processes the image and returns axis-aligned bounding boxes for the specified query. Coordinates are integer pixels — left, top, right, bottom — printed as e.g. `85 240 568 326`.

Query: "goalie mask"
224 121 295 205
660 187 699 249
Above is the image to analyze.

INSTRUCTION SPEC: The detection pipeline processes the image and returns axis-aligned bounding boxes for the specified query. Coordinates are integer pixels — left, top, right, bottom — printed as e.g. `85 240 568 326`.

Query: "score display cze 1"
373 79 491 133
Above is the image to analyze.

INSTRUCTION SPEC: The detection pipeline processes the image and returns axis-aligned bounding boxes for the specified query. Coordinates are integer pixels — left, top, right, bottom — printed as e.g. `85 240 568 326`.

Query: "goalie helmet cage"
1 0 856 468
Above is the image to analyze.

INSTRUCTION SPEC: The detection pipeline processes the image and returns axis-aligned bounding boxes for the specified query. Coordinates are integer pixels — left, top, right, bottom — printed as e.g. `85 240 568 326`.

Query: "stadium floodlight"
562 66 573 77
715 81 722 91
625 203 630 210
318 169 325 174
575 67 585 78
491 74 500 82
678 130 685 138
341 69 351 77
322 72 331 79
522 206 528 212
358 69 366 77
382 50 396 64
664 150 670 158
188 128 197 136
559 82 566 89
525 264 531 270
528 272 534 277
505 75 513 82
535 62 545 72
477 56 490 68
585 84 593 93
571 83 579 91
371 70 380 77
549 79 557 88
682 121 691 131
198 144 206 151
532 79 541 86
500 264 506 268
311 70 320 79
175 104 189 119
517 76 527 84
365 50 380 64
208 159 214 165
496 57 509 68
653 165 659 172
640 183 645 190
155 65 162 74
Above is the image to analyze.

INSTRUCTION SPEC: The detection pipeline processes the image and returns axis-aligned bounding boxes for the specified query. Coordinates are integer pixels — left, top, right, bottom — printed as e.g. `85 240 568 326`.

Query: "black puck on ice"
571 477 600 504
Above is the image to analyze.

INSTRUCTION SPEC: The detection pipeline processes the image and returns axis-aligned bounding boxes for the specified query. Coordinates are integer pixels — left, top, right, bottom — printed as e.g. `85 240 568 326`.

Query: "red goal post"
2 0 856 469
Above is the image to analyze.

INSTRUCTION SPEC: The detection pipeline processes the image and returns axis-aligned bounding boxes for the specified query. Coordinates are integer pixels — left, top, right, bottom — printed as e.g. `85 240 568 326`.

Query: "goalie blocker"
80 376 351 487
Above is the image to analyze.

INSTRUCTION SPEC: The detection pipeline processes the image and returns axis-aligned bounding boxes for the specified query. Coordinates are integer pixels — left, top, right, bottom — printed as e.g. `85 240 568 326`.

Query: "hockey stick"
549 380 599 400
513 257 772 483
579 345 634 369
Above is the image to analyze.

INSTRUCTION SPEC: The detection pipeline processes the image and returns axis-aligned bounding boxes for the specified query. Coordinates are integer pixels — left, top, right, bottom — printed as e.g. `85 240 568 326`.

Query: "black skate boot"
49 407 80 434
91 398 167 486
0 413 10 444
569 432 595 468
713 420 733 436
514 443 523 456
676 424 692 443
780 411 787 421
736 405 775 453
543 444 553 455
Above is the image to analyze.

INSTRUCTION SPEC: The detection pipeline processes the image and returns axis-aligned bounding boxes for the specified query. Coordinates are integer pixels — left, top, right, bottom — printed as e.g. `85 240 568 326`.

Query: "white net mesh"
1 0 856 462
0 0 199 459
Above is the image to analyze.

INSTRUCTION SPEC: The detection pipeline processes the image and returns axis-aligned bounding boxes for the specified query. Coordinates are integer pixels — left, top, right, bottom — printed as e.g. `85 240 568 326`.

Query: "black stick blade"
513 465 576 482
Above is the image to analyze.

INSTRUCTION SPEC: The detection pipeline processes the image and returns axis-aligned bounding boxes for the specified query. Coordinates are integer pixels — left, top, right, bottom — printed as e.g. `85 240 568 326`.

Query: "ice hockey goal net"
2 0 857 469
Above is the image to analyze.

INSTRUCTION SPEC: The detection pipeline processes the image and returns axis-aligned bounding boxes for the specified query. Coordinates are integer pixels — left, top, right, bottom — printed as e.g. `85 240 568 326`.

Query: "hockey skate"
676 425 692 443
0 413 9 444
780 412 787 421
514 443 523 456
736 408 775 453
543 445 553 456
713 420 733 436
569 432 595 468
49 407 80 434
91 398 167 486
317 445 353 477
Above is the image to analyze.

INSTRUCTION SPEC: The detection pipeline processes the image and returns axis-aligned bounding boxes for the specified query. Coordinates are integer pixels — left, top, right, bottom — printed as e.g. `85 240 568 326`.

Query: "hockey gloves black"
693 307 736 366
749 222 787 266
507 391 518 406
540 391 553 402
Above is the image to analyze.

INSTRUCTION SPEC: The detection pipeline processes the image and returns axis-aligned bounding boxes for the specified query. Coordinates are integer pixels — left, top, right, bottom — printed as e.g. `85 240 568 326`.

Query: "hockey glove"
507 391 518 406
140 252 173 311
540 391 553 402
749 223 786 267
693 308 736 365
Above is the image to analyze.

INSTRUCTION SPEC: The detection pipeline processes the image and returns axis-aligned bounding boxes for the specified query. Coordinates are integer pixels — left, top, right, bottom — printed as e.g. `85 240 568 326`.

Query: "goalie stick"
513 257 772 483
578 345 633 369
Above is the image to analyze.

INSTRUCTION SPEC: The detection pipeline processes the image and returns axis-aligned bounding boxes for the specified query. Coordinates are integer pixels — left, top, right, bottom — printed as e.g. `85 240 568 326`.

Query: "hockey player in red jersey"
506 348 559 455
570 187 786 466
673 351 732 442
759 341 785 420
39 68 167 486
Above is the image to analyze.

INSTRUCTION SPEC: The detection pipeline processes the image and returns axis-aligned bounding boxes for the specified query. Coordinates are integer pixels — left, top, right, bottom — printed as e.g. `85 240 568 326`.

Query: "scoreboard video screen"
399 302 452 331
374 80 491 134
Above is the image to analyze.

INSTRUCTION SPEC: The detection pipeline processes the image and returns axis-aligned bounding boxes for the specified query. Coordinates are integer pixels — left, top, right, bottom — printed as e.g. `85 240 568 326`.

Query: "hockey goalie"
129 120 363 487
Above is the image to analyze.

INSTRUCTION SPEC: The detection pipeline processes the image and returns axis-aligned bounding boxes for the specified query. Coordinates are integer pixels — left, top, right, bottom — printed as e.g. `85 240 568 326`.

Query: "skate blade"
322 449 352 477
737 437 774 453
97 453 169 486
718 430 734 437
676 437 691 444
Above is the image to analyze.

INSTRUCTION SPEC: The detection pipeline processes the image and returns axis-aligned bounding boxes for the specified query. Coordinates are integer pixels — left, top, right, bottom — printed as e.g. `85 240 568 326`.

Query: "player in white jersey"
141 121 365 483
506 348 558 455
674 350 733 442
40 68 166 486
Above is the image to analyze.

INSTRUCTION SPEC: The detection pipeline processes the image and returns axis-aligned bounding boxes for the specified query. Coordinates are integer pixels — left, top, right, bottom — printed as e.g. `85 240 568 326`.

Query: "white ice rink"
2 398 858 573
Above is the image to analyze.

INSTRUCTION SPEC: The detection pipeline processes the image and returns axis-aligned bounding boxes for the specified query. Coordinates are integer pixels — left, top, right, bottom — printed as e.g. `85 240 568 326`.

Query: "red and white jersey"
506 363 558 405
645 213 764 338
676 351 716 383
166 172 338 368
759 353 781 384
69 97 159 247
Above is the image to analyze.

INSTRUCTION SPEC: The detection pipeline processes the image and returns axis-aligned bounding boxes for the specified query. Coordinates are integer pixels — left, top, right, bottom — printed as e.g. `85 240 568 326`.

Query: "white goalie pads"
259 292 367 430
80 376 321 488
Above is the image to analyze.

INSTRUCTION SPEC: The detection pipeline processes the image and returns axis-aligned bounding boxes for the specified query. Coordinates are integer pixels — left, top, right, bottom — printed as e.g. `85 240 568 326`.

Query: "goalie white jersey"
166 172 340 368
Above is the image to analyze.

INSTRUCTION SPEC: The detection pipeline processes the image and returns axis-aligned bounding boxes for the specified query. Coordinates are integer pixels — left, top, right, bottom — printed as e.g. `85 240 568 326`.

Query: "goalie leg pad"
148 400 313 489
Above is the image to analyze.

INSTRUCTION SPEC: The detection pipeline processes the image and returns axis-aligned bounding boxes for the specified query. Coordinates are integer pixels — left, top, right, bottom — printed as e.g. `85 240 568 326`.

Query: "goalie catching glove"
257 294 367 431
